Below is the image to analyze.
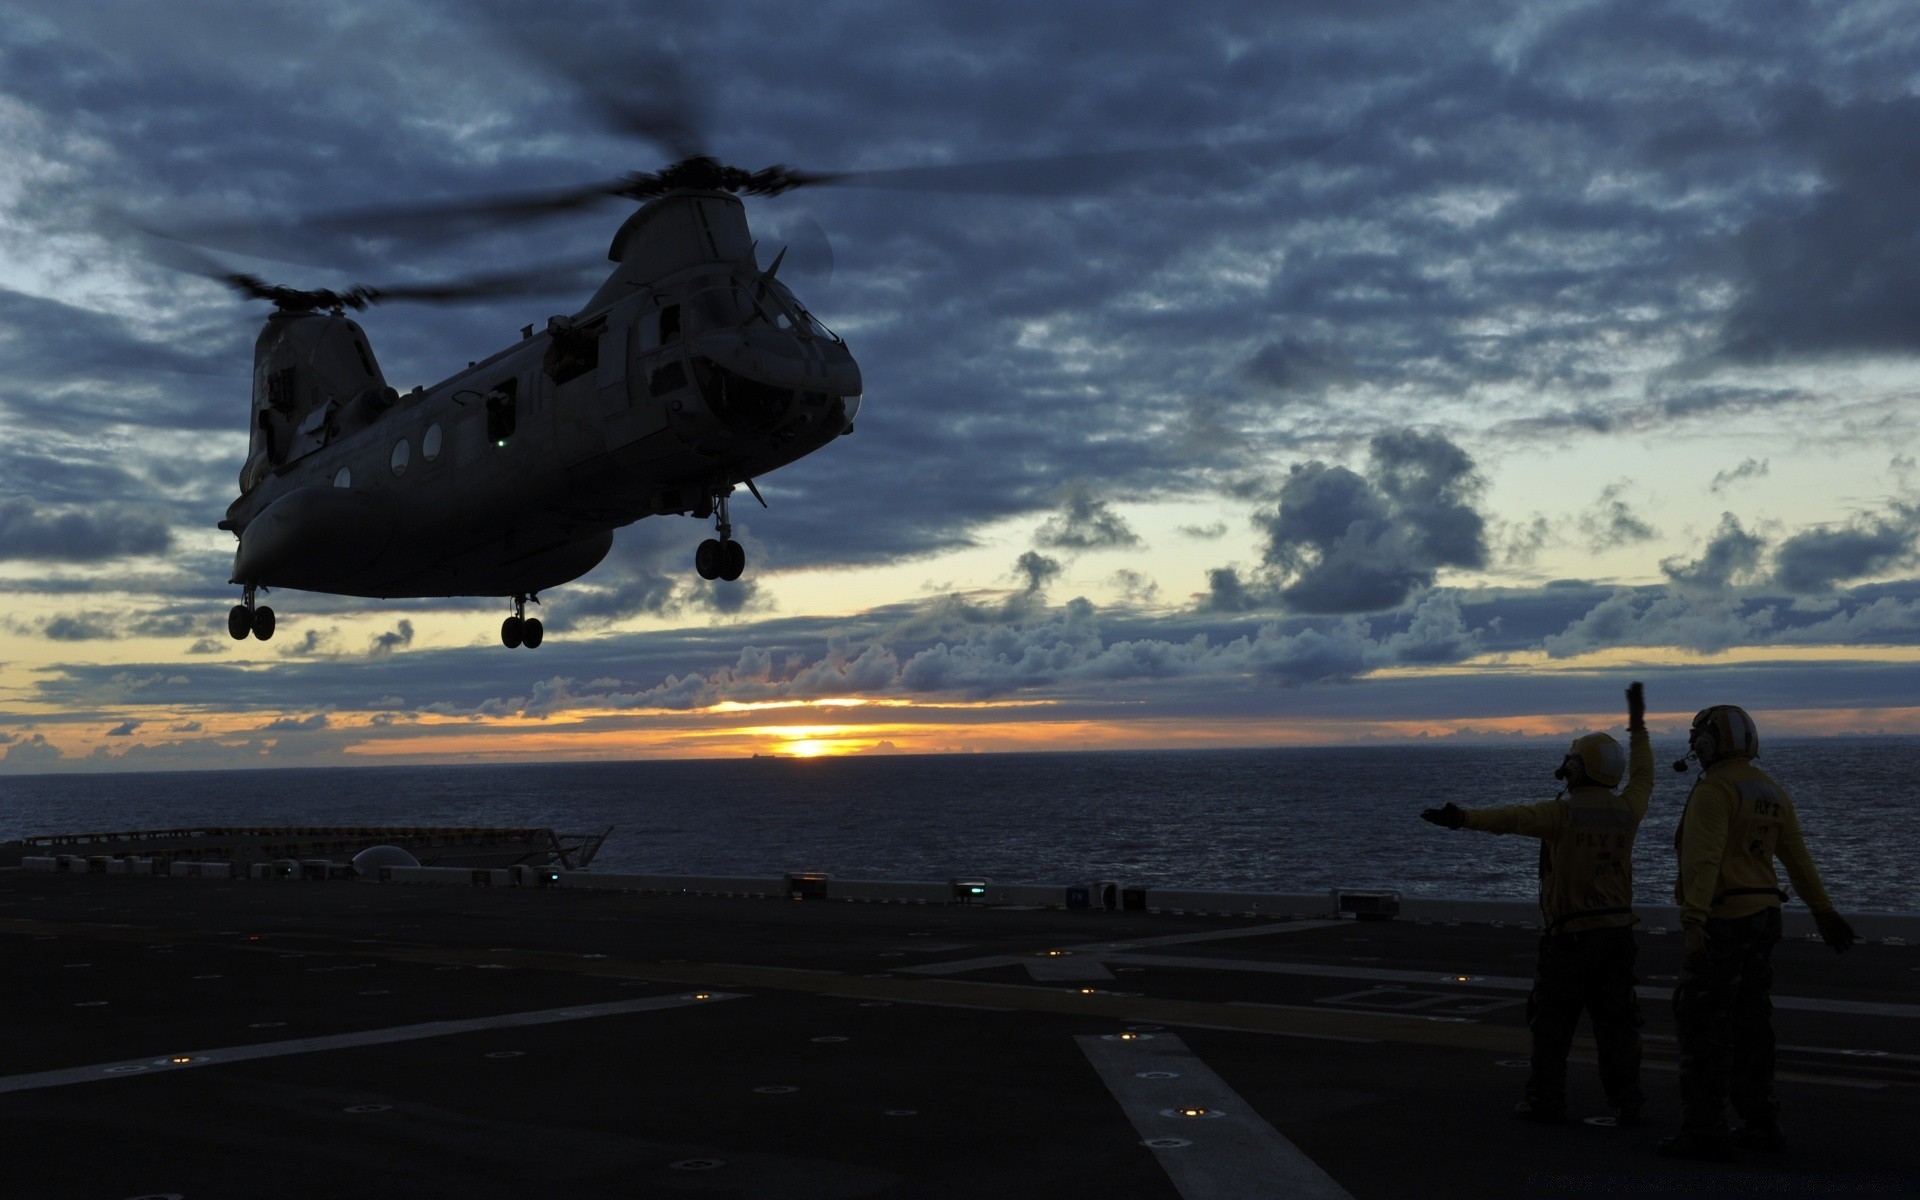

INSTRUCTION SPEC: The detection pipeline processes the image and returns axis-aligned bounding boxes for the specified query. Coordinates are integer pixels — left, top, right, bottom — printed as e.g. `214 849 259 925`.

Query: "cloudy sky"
3 0 1919 772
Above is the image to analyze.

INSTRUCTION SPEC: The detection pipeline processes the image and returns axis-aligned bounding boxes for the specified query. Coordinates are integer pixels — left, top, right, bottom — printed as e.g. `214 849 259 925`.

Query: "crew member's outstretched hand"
1814 910 1856 954
1626 681 1646 730
1420 803 1466 830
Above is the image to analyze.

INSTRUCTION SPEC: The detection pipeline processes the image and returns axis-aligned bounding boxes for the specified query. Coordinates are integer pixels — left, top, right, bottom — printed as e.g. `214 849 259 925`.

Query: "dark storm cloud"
1207 429 1486 614
1241 337 1355 402
1033 484 1140 552
0 497 171 562
4 0 1910 582
1709 91 1920 363
1772 505 1920 594
4 0 1920 770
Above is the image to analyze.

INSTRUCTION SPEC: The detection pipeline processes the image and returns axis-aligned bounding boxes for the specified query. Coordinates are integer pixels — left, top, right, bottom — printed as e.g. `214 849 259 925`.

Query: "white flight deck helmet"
1689 705 1759 764
1556 731 1626 788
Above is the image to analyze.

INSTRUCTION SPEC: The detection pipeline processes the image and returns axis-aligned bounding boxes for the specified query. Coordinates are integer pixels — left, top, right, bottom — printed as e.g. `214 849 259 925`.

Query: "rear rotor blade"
812 134 1348 196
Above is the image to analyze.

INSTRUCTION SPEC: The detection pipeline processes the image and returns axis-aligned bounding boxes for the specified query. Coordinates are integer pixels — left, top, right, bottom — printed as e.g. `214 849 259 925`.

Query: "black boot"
1513 1098 1567 1125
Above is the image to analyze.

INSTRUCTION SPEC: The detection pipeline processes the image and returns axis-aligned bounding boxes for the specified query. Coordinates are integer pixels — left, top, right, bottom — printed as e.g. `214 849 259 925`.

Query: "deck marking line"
1078 1032 1355 1200
1024 956 1117 981
904 922 1349 977
1068 920 1347 953
0 993 745 1095
1108 954 1920 1020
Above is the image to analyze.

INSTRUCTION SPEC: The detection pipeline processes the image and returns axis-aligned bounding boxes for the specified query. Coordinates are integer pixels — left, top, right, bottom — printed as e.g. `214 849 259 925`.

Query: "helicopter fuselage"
222 190 861 606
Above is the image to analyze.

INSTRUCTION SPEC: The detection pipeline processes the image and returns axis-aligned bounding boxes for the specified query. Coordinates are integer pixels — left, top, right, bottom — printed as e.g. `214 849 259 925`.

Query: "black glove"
1814 910 1856 954
1626 681 1645 730
1420 803 1466 830
1683 921 1709 972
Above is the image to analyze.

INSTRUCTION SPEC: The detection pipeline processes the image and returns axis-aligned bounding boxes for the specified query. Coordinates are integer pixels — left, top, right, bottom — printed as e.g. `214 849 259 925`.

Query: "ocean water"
1 739 1912 912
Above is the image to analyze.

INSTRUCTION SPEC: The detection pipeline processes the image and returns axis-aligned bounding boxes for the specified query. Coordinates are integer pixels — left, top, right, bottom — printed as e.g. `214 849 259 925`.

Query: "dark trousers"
1526 926 1644 1111
1673 906 1782 1133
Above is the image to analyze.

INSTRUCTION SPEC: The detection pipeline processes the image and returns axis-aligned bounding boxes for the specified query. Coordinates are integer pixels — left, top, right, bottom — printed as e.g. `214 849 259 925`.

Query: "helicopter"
151 33 1336 651
197 156 862 650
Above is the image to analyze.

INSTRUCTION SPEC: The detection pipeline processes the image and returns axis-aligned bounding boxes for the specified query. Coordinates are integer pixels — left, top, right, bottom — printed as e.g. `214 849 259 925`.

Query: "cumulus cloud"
0 733 63 770
1579 483 1658 551
1207 429 1486 615
370 619 414 657
1662 514 1767 591
1709 458 1770 494
1013 551 1062 597
1034 484 1141 551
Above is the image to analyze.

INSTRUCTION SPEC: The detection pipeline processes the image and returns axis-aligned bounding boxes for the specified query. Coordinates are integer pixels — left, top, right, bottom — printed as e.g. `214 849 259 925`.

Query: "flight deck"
3 871 1915 1199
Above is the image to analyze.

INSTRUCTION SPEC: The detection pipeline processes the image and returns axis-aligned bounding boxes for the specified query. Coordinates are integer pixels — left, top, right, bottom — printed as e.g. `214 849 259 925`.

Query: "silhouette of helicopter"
154 37 1335 650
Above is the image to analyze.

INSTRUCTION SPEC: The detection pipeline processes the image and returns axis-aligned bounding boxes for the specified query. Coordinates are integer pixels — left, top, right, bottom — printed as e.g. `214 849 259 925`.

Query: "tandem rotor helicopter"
189 155 861 651
146 31 1329 650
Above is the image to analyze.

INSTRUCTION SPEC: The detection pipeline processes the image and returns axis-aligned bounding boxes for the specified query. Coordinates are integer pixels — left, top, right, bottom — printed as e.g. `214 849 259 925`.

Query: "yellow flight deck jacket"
1674 757 1834 927
1462 727 1652 934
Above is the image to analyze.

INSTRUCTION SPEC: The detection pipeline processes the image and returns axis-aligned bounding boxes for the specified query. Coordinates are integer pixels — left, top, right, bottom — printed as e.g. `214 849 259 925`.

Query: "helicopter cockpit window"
761 280 840 343
688 287 754 332
659 304 681 343
333 467 351 489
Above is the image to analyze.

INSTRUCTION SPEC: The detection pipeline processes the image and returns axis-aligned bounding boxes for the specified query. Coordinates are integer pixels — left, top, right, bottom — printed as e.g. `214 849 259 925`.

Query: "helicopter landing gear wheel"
500 594 542 648
695 538 723 580
230 587 274 640
694 487 749 582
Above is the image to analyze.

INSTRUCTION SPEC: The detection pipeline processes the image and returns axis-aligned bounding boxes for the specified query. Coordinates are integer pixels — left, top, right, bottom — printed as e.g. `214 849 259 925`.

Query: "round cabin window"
422 423 443 462
333 467 351 488
390 438 410 477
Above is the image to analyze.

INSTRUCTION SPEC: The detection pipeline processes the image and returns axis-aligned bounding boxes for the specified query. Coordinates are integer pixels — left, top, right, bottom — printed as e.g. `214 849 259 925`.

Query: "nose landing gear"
227 586 275 641
694 487 747 582
501 593 544 649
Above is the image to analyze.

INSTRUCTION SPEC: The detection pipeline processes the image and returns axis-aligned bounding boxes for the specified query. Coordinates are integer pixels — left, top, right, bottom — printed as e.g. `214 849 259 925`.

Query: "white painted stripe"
0 993 744 1095
1107 955 1920 1020
1067 921 1348 953
1024 955 1116 981
1109 953 1536 989
1078 1032 1355 1200
903 922 1348 977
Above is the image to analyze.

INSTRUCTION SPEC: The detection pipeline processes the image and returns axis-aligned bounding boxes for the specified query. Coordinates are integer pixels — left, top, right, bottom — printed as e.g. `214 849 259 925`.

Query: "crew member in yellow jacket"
1421 682 1652 1126
1659 704 1856 1161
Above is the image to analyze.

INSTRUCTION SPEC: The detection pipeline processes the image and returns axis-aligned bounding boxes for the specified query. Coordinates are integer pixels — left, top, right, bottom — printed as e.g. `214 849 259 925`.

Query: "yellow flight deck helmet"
1689 705 1759 763
1557 732 1626 788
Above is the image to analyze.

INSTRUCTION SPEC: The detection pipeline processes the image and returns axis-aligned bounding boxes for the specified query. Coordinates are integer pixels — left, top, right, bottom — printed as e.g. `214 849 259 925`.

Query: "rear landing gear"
228 587 275 641
501 593 543 649
694 489 746 582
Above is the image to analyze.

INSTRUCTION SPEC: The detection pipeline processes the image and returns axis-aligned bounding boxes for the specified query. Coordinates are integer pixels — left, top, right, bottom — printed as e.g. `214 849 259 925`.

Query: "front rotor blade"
486 11 708 163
